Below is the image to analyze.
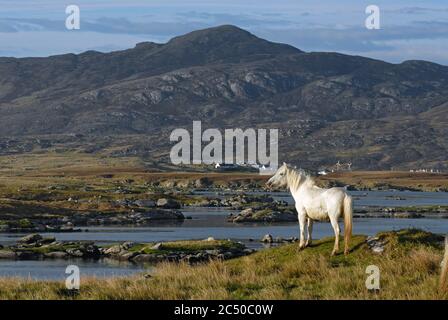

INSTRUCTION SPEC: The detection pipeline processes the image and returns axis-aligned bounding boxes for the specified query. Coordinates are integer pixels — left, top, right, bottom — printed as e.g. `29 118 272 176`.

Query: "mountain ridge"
0 25 447 170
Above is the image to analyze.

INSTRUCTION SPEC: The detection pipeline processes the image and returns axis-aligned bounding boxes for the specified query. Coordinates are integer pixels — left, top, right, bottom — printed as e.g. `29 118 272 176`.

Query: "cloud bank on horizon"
0 0 447 65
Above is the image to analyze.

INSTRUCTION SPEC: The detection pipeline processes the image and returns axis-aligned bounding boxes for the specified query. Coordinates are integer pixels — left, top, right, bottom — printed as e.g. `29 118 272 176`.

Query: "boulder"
18 233 42 244
118 252 138 261
44 251 69 259
151 243 163 250
230 207 297 223
194 177 212 188
142 209 184 220
134 200 156 208
261 234 273 243
82 244 101 258
156 198 181 209
366 236 385 254
66 248 84 257
191 199 221 207
104 245 122 255
182 254 202 264
0 250 16 259
121 241 135 250
240 208 254 216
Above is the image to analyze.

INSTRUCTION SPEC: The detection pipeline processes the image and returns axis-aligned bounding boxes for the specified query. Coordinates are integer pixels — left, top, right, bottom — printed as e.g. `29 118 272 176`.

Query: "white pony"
266 163 353 255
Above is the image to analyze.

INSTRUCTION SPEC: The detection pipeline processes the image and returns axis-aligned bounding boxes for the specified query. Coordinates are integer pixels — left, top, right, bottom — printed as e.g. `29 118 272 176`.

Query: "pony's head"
266 162 289 189
266 163 313 190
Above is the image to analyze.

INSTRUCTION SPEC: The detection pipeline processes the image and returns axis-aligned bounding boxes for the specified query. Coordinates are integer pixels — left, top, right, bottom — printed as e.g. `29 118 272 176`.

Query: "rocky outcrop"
0 207 185 233
134 200 156 208
0 235 254 264
187 194 280 209
260 234 298 244
223 194 276 209
189 198 223 207
366 236 386 254
18 233 44 244
0 221 81 233
223 194 297 223
228 207 297 223
353 206 430 218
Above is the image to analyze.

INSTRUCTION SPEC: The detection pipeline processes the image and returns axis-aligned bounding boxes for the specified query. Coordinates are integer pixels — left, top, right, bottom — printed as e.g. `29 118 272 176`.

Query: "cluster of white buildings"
213 162 278 175
409 169 444 174
317 161 353 175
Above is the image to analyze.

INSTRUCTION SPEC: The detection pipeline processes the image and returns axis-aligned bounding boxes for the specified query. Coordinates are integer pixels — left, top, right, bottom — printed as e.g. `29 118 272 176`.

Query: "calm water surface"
1 191 447 279
195 190 448 207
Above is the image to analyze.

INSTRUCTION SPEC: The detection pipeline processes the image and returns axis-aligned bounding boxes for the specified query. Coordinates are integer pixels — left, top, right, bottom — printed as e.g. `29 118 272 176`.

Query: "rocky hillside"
0 25 447 170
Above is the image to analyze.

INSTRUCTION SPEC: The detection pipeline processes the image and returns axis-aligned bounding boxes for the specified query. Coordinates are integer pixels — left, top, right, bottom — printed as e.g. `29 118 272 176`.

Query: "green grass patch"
129 239 244 254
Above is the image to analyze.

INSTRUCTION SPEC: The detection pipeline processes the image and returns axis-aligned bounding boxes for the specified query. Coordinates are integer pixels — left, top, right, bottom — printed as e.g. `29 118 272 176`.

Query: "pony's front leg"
297 209 307 250
305 218 313 247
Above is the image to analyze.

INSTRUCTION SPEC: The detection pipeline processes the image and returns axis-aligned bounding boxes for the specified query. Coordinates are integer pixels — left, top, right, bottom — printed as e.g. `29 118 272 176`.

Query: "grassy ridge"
1 153 447 193
0 229 446 300
319 170 448 192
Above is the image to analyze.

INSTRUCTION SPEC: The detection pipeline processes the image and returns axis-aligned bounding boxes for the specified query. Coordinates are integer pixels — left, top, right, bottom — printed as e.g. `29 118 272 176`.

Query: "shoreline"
1 204 447 234
0 235 253 263
0 228 446 299
1 195 448 233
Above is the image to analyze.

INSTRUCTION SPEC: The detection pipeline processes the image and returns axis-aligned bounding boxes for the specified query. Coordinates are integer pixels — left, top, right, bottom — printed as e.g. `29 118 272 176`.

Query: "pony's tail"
343 195 353 255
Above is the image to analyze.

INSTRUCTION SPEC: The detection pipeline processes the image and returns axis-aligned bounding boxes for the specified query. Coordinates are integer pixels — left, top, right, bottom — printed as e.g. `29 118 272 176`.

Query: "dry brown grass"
441 236 448 290
1 152 446 194
0 230 447 300
0 153 447 299
319 171 448 191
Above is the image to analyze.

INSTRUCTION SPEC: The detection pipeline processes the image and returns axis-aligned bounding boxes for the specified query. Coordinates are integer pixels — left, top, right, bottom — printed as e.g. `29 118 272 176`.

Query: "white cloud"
0 1 447 64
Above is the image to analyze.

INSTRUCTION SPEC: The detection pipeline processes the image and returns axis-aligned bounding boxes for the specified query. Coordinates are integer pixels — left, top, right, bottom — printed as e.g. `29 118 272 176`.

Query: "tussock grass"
0 229 447 300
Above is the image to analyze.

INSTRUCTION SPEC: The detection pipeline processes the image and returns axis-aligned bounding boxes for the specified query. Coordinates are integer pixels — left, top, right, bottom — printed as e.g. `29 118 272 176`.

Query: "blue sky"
0 0 447 64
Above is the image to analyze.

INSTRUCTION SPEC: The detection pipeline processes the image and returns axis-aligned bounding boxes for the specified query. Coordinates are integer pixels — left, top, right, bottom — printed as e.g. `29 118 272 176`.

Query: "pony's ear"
283 162 286 166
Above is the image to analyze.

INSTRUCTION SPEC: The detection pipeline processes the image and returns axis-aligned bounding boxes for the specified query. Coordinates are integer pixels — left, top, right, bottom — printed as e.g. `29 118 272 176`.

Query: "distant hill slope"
0 25 447 170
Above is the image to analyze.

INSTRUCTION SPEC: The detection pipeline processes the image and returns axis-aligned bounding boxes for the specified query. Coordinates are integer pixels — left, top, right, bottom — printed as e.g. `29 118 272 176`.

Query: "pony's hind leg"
329 215 340 256
305 218 313 247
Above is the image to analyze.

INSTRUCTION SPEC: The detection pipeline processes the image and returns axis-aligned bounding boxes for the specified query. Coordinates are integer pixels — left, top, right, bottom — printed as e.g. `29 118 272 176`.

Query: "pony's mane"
285 165 314 179
285 165 317 190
